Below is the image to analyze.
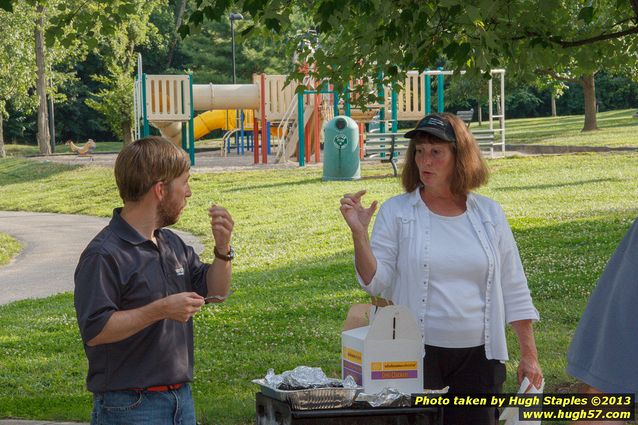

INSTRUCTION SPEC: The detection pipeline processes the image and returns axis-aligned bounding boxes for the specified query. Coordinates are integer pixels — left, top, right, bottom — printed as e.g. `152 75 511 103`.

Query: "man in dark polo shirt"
74 136 234 425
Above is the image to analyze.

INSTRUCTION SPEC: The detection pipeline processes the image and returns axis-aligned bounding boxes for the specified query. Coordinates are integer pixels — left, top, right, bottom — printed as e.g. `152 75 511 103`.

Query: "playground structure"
134 54 326 165
133 54 506 166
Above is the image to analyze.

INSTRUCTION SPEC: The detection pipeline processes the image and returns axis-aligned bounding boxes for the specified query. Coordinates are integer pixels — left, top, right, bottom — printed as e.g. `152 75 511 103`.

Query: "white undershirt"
424 208 489 348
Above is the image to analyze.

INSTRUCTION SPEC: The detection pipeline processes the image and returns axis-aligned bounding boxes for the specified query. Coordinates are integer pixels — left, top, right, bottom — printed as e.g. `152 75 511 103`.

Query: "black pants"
424 345 506 425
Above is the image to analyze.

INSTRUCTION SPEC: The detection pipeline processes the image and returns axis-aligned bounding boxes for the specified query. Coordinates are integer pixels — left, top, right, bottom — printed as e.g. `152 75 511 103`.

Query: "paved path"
0 211 204 305
28 150 310 172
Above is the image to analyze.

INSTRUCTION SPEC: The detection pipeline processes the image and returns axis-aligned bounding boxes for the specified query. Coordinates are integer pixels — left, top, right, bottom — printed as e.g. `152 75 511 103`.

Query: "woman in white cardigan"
340 113 542 425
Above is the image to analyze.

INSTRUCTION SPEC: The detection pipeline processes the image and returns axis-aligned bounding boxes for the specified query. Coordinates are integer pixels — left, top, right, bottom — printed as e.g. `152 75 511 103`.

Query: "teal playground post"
297 91 305 166
437 67 444 113
344 84 351 117
391 89 398 133
142 73 149 137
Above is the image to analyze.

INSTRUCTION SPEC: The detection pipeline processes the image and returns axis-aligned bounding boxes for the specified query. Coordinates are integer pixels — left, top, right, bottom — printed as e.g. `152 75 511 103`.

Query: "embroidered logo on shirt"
175 267 184 276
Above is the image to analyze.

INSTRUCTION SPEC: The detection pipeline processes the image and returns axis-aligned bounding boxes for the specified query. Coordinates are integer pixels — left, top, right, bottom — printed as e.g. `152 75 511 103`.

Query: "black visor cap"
404 115 457 142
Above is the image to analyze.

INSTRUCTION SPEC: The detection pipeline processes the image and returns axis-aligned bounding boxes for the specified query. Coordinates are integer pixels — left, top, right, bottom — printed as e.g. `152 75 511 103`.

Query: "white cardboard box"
341 305 424 394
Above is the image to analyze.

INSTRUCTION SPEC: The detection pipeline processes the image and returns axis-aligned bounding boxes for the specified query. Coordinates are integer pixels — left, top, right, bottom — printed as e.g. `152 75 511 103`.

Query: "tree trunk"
477 101 483 125
166 0 187 68
34 5 51 155
551 94 557 117
581 73 598 132
121 120 133 146
0 112 5 158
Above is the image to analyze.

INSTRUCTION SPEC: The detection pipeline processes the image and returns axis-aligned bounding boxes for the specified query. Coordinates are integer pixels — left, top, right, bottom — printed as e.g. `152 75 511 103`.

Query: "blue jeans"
91 384 196 425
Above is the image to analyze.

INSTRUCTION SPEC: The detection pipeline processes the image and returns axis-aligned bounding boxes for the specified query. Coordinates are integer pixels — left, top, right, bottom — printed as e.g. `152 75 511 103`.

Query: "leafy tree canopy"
183 0 638 106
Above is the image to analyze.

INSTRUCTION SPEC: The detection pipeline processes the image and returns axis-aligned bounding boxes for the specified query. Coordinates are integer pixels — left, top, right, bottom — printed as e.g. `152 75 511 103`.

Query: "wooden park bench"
364 127 499 173
364 133 409 177
456 109 474 127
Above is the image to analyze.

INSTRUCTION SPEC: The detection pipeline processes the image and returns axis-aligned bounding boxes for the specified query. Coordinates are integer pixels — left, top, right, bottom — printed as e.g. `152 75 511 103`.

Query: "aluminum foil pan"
252 379 361 410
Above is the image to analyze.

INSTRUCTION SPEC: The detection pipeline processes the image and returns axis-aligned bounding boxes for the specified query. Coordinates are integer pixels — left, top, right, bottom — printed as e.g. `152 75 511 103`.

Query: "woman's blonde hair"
401 113 489 196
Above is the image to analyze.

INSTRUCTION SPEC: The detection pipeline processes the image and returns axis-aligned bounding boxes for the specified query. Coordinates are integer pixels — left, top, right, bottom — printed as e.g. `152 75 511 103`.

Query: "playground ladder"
275 95 299 158
275 76 312 162
276 102 314 163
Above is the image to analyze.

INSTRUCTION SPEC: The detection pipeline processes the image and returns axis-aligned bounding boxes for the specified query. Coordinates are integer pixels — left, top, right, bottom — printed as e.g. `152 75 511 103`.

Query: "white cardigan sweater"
356 189 539 361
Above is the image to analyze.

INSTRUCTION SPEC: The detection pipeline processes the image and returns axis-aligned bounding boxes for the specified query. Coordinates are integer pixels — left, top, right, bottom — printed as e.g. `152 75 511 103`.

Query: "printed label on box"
382 361 417 371
343 347 362 364
342 359 363 385
370 361 419 380
371 370 418 380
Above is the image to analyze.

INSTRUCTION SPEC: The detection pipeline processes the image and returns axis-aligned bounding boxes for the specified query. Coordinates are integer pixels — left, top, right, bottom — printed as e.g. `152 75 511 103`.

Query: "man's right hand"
339 190 378 236
161 292 205 323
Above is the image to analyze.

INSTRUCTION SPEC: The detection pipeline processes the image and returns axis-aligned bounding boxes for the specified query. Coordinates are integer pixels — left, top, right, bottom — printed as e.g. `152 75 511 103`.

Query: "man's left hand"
208 205 234 250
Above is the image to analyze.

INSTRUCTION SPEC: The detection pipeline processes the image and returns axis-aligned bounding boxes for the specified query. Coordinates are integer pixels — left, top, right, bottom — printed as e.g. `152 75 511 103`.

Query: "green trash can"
323 116 361 181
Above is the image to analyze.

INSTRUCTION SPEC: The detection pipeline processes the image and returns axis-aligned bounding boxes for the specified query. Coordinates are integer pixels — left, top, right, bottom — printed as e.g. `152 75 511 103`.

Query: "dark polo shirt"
74 208 209 393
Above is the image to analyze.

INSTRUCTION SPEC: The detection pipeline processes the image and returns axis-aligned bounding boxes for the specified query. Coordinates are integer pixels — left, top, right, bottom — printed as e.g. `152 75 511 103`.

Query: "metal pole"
231 19 236 85
48 68 56 152
230 14 244 155
231 19 238 152
48 94 55 153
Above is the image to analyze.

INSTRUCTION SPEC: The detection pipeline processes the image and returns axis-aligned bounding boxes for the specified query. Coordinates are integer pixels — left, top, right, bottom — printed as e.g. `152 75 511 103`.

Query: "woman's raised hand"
339 190 378 235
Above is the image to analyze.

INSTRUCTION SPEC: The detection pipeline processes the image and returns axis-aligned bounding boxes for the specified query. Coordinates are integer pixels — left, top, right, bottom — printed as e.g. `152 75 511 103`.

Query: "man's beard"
157 197 183 228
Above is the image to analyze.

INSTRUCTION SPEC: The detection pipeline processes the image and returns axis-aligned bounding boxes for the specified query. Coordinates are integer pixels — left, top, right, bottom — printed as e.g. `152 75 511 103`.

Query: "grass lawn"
0 232 21 266
500 108 638 147
1 152 637 423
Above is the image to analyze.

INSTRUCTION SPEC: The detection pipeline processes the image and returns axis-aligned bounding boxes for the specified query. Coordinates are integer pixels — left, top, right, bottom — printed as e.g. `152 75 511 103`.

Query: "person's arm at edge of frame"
204 204 233 302
340 190 378 285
